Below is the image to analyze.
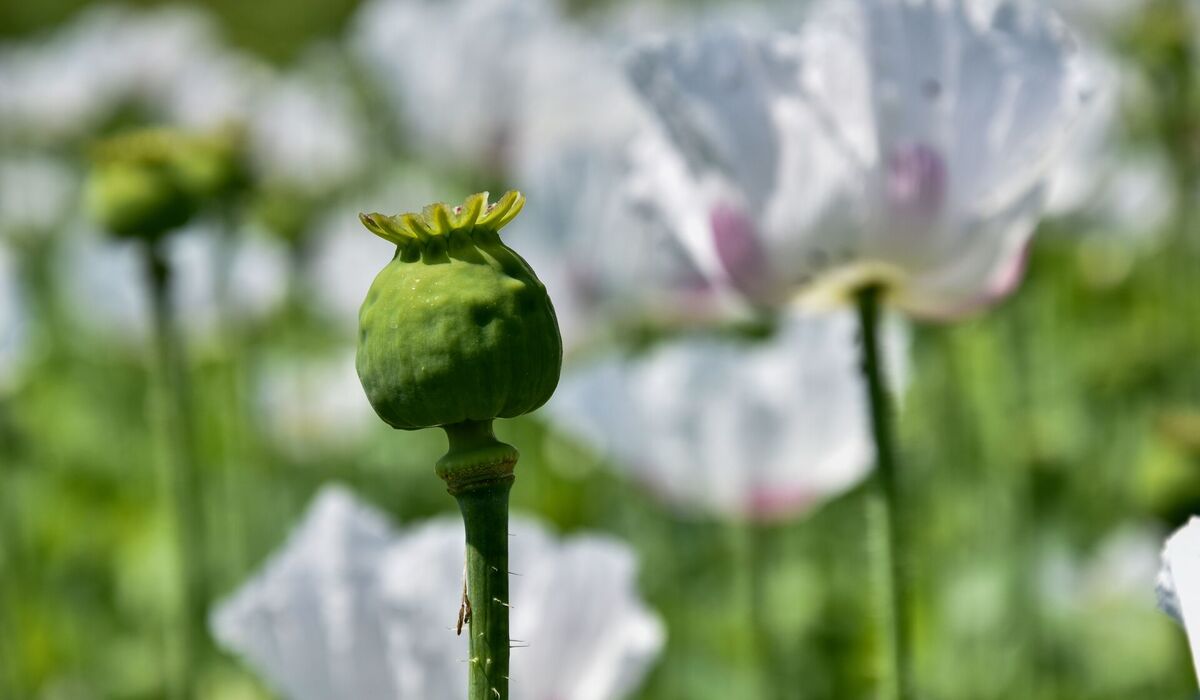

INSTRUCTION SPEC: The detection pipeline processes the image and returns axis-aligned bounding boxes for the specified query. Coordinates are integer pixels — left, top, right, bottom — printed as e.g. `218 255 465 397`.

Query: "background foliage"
1 0 1198 699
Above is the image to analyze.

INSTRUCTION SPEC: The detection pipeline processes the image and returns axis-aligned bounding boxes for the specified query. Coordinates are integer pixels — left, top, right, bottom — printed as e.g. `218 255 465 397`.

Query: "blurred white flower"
0 245 29 390
0 6 262 141
1046 49 1173 240
627 0 1088 319
61 223 289 345
1158 518 1200 682
350 0 646 179
1049 0 1149 36
0 7 367 196
0 155 77 238
212 486 397 699
507 28 647 183
212 484 665 700
379 516 664 700
0 8 129 140
350 0 558 171
544 310 907 521
506 139 718 351
255 352 376 457
248 60 370 195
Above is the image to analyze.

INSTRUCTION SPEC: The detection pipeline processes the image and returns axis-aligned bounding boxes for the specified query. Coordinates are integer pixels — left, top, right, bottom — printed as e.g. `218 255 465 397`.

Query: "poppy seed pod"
85 127 248 241
356 191 562 436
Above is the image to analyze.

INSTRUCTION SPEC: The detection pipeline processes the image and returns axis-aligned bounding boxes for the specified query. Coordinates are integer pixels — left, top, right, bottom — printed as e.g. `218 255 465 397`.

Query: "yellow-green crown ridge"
358 190 525 249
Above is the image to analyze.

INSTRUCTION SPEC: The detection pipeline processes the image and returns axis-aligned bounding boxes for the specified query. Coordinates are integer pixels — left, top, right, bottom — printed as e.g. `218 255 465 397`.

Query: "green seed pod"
356 191 562 437
85 127 248 241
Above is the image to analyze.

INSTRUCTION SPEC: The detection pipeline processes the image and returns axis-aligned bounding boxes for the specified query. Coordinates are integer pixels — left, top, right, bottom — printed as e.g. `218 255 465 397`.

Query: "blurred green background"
1 0 1199 699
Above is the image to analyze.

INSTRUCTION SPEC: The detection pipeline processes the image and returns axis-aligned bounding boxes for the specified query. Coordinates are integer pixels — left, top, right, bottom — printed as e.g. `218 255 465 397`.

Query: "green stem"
745 523 784 700
855 286 911 700
440 420 519 700
144 242 206 700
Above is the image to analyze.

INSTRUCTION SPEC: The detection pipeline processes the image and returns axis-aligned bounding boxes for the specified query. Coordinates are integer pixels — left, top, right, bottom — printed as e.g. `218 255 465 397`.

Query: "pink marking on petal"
887 143 946 224
746 486 818 522
710 204 769 300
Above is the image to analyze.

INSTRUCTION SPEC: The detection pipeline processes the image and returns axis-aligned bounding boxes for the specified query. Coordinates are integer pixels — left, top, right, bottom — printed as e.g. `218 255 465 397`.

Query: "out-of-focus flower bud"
84 126 249 241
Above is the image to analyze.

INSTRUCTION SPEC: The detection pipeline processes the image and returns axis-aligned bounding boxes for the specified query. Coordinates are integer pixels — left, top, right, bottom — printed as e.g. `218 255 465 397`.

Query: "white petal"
211 485 399 700
378 515 665 700
214 488 664 700
545 310 908 520
627 31 789 213
349 0 559 171
1159 517 1200 683
627 0 1089 319
1045 49 1122 216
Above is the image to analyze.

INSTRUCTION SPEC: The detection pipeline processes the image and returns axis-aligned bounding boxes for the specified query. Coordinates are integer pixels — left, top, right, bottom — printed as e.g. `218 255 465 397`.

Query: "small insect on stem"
457 561 473 636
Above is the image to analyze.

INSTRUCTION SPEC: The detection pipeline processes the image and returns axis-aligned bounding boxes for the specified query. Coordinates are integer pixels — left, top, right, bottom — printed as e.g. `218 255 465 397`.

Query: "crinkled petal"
213 487 664 700
210 486 399 700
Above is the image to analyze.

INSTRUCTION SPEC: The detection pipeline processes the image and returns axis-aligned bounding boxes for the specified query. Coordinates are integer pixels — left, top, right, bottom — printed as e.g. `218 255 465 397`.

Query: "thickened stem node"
437 420 519 495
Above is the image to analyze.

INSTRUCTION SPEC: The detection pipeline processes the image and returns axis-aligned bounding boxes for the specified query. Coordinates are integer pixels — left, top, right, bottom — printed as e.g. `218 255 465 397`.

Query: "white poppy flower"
627 0 1088 320
305 169 448 329
544 310 907 521
0 7 362 194
61 223 289 346
211 486 399 700
1158 517 1200 681
211 485 665 700
0 7 130 140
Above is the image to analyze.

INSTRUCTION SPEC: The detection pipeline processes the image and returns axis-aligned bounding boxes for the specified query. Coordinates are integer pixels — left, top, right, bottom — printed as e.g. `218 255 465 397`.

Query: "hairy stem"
441 420 518 700
145 242 206 700
856 285 911 700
